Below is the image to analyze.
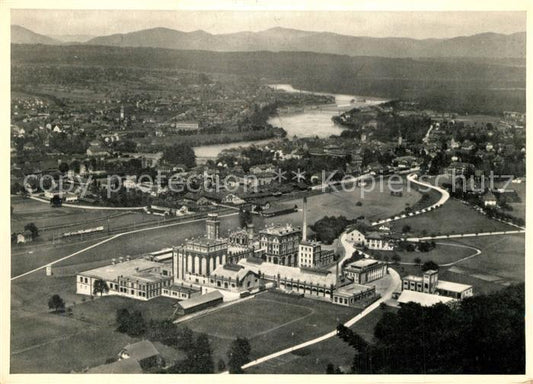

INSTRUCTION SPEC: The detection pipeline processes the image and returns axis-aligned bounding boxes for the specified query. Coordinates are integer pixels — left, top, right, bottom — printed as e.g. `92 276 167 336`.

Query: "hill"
11 25 59 45
11 44 525 114
12 25 526 59
85 26 526 59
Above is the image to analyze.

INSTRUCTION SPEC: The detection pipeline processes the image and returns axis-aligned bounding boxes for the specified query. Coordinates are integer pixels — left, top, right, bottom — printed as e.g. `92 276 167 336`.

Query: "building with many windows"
76 258 173 300
344 258 387 284
398 269 473 306
259 223 301 266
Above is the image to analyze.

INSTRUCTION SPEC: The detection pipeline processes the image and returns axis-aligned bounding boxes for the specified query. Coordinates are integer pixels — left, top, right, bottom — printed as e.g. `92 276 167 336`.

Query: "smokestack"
246 223 254 242
335 259 339 287
302 197 307 241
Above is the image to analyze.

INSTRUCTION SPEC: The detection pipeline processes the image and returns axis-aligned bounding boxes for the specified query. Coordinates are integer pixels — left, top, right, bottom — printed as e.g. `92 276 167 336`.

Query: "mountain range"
11 25 526 58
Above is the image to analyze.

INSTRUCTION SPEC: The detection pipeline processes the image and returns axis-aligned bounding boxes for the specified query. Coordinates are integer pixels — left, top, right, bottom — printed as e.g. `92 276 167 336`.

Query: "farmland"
246 305 398 374
390 198 515 236
179 291 360 367
262 184 421 229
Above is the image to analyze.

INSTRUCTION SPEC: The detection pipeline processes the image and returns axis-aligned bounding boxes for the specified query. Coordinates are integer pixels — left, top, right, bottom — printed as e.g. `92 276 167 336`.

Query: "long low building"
174 290 224 315
77 258 173 300
397 290 456 307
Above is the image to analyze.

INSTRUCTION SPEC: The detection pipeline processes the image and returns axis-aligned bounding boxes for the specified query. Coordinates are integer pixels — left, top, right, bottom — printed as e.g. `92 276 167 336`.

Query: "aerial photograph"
6 5 527 377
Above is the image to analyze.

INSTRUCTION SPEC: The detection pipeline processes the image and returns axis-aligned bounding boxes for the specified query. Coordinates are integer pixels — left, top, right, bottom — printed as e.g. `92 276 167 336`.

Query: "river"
193 84 386 161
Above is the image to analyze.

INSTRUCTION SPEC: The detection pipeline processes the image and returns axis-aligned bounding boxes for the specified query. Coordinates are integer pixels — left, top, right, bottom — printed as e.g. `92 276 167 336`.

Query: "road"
238 268 401 372
11 211 239 281
371 173 450 226
398 241 482 267
29 195 146 210
406 229 525 242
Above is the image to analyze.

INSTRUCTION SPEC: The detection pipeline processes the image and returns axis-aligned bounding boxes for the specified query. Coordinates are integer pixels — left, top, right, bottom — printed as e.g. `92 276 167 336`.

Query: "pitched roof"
436 280 472 293
86 358 143 374
211 264 258 282
177 290 223 310
397 290 455 307
121 340 160 361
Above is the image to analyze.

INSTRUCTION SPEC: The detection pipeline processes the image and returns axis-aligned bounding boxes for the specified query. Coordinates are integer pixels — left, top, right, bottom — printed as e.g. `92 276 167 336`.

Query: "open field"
11 195 164 236
262 185 421 229
368 241 476 265
180 291 360 366
246 305 397 374
444 234 525 283
390 198 515 236
389 233 524 295
11 212 241 277
10 273 135 373
10 271 178 373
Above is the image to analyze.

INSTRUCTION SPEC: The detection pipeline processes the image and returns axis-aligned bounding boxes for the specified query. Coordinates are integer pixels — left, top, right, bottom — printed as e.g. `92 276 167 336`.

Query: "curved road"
372 173 450 226
399 241 482 268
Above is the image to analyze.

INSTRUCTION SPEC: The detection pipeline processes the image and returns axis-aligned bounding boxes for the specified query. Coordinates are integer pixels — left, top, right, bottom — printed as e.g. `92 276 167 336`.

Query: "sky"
11 10 526 39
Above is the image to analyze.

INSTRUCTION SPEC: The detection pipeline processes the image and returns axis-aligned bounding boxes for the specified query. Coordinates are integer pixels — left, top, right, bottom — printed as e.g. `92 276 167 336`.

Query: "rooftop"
81 258 167 283
238 259 336 287
86 358 142 374
211 264 257 282
260 223 301 236
403 275 423 282
121 340 160 361
437 280 472 293
397 290 455 307
347 258 380 269
335 283 373 297
177 290 224 310
182 236 228 249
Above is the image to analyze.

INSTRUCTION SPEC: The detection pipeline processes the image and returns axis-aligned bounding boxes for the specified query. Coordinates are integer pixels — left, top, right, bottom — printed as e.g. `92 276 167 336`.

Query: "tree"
391 254 401 265
187 333 214 373
48 294 65 312
421 260 439 272
162 143 196 169
93 279 109 296
402 225 411 233
24 222 39 238
58 162 69 173
116 308 146 336
414 257 422 267
227 337 252 374
217 359 226 372
239 208 252 228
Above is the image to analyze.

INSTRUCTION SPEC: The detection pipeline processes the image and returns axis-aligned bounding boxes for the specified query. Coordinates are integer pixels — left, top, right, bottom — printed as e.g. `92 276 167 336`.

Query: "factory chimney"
246 223 255 242
335 259 340 287
302 197 308 241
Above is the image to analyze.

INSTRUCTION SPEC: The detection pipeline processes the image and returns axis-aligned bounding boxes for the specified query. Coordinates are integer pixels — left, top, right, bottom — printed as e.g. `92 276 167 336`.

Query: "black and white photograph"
2 1 530 379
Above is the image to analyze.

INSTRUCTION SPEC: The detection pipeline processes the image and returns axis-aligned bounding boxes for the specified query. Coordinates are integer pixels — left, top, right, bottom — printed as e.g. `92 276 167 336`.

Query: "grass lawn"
71 295 178 327
246 306 398 374
368 241 476 266
262 184 421 229
179 291 360 367
445 234 525 283
10 272 179 373
11 195 162 238
390 198 515 236
388 233 524 295
11 213 240 277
